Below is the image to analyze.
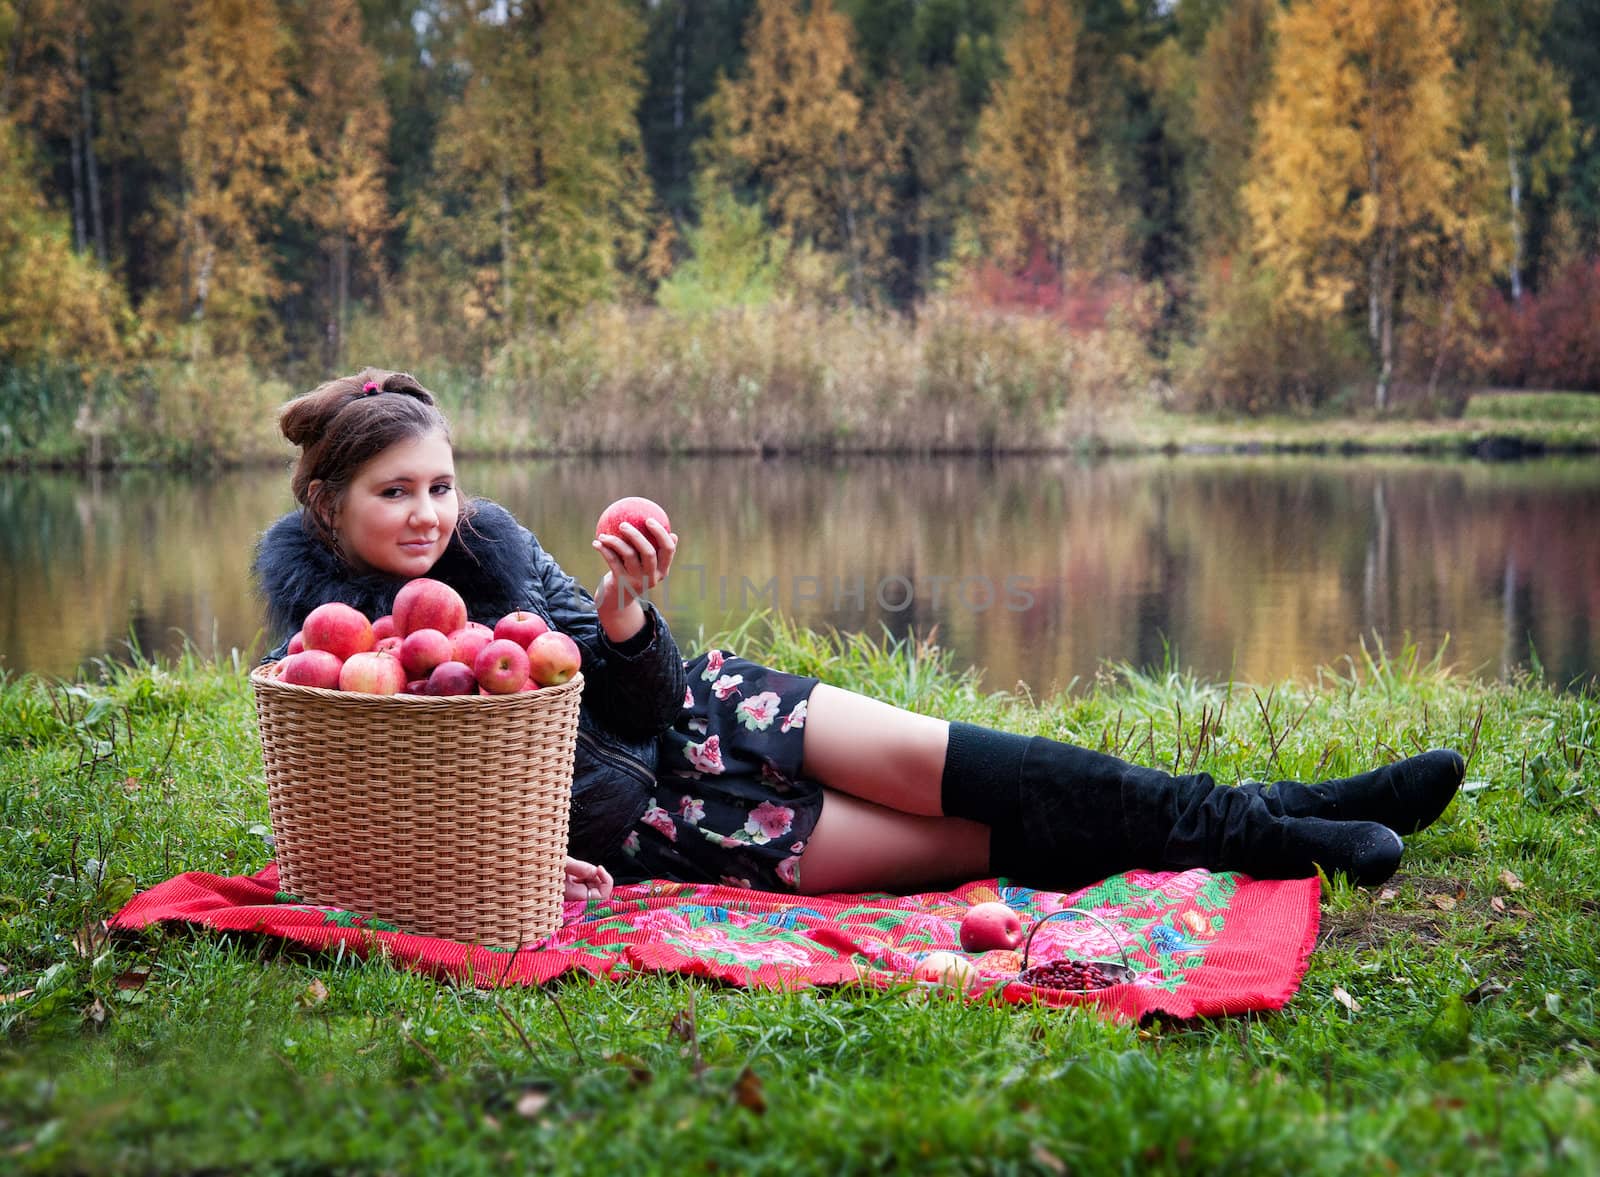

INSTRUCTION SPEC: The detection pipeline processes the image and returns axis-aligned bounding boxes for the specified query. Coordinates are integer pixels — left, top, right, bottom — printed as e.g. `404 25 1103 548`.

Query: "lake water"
2 454 1597 692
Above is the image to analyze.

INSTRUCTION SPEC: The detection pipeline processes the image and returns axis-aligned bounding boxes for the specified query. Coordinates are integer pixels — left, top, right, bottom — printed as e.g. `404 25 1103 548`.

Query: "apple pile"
275 578 581 697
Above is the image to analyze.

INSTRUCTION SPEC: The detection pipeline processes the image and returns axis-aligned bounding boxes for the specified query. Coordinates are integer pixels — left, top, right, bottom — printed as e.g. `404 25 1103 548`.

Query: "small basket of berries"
249 578 585 949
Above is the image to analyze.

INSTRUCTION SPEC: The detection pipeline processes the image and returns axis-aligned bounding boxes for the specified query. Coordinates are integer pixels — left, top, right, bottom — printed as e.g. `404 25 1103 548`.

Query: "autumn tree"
422 0 654 335
1187 0 1275 262
128 0 311 354
291 0 392 364
0 114 126 364
969 0 1127 283
1456 0 1574 301
701 0 895 305
1244 0 1487 408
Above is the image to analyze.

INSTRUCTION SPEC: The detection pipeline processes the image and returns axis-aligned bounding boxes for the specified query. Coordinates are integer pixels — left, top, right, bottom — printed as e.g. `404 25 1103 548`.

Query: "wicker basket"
249 662 583 948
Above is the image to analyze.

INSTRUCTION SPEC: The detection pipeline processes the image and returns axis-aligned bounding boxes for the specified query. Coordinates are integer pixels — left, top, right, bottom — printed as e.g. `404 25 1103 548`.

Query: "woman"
255 369 1466 901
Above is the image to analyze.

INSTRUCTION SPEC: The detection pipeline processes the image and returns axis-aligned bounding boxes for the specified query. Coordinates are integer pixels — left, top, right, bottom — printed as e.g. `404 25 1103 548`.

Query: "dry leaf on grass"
1333 985 1361 1013
732 1066 767 1114
1498 869 1524 891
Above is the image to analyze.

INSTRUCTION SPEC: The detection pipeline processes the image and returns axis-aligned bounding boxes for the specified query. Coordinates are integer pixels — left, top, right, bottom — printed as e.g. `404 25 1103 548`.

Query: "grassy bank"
4 307 1597 469
2 624 1597 1174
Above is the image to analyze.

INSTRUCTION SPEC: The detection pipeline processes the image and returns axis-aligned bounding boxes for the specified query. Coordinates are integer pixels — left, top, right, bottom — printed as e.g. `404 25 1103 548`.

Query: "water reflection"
2 455 1596 690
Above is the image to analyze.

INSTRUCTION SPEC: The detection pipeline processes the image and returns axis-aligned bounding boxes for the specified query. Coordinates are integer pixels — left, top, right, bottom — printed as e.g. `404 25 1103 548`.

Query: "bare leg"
800 683 950 815
796 788 990 895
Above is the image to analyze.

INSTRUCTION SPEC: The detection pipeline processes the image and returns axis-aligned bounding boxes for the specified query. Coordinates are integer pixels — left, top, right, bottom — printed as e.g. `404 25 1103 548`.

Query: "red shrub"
1480 256 1600 391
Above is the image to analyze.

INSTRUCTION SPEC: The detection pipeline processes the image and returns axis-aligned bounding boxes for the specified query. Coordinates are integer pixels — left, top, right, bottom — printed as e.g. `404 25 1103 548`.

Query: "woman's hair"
278 368 455 553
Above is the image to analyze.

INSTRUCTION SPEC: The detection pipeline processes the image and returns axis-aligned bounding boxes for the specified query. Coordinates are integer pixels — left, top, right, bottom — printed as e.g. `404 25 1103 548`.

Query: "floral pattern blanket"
110 864 1320 1021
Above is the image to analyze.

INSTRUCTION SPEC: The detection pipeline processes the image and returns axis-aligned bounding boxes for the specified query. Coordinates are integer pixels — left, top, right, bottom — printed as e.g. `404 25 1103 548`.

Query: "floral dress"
608 649 823 893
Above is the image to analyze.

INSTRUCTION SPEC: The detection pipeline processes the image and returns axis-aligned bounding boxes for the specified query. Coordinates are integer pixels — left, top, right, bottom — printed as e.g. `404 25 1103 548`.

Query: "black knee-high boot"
1240 749 1465 834
941 724 1404 891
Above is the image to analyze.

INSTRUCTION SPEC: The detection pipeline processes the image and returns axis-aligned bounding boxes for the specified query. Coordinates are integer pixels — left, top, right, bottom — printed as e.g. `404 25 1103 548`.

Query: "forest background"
3 0 1599 464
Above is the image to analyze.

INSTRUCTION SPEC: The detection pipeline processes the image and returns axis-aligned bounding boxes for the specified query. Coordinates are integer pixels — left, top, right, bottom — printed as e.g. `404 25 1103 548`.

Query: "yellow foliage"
425 0 655 332
969 0 1126 280
701 0 895 304
0 116 127 365
1244 0 1491 405
138 0 314 354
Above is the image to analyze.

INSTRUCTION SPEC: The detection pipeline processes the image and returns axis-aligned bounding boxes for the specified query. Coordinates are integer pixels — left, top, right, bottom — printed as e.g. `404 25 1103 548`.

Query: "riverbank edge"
4 415 1596 471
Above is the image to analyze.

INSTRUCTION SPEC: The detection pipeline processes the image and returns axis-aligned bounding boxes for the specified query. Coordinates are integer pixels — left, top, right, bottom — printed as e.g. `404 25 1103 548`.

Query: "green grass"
2 625 1598 1174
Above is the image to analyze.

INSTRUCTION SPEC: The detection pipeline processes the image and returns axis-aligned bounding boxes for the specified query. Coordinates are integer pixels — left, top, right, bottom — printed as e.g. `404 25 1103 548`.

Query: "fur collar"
253 499 536 641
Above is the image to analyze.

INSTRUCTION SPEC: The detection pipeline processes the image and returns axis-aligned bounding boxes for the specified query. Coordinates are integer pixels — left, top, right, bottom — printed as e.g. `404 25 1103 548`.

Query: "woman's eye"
380 487 406 499
431 483 454 496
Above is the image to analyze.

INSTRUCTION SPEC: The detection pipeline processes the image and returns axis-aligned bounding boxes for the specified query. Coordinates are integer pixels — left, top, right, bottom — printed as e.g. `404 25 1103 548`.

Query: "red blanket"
111 864 1320 1021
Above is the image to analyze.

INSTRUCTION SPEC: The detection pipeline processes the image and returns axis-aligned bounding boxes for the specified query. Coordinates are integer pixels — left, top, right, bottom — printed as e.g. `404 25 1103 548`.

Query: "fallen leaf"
1498 869 1524 891
1462 979 1507 1005
121 776 141 794
607 1051 653 1086
1490 897 1506 914
84 997 107 1025
1332 985 1361 1013
71 922 109 958
1031 1144 1068 1174
1379 888 1399 902
0 990 35 1005
515 1089 549 1119
113 966 151 991
1428 893 1457 912
302 979 330 1007
732 1066 766 1115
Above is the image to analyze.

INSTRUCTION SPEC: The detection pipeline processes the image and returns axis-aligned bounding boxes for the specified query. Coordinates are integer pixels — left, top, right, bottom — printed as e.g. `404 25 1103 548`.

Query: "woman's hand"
592 516 677 643
563 857 613 905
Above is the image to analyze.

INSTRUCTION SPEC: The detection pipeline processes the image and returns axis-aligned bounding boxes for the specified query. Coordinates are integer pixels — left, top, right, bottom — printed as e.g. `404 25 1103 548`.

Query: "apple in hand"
399 627 454 679
338 650 407 695
301 602 375 662
526 630 582 687
424 660 479 696
278 648 343 689
595 496 671 547
392 577 468 638
958 901 1024 952
474 638 531 694
495 610 549 648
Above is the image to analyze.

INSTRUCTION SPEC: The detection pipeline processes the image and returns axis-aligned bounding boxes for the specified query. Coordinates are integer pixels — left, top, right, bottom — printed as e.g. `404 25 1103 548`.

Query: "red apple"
372 614 397 641
277 648 343 689
300 602 375 662
448 624 494 670
286 630 305 655
424 660 479 696
403 679 429 695
595 496 671 547
376 635 402 656
338 649 407 695
526 630 582 687
958 901 1024 952
912 950 976 990
474 638 530 694
399 627 454 679
494 610 549 648
391 577 468 638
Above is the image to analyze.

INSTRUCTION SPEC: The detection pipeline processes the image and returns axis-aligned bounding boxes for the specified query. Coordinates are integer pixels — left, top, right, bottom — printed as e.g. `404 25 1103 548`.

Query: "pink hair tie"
361 380 380 394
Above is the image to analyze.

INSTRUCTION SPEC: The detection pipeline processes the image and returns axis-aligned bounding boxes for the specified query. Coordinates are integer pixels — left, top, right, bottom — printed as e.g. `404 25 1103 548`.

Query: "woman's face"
328 430 460 578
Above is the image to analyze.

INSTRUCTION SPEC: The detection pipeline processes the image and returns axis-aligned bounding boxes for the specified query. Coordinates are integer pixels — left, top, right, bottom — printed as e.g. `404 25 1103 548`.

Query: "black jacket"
252 499 688 863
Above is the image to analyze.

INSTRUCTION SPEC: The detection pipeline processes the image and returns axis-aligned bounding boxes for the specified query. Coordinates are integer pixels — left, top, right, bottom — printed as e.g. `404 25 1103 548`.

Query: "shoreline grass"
4 304 1598 471
2 624 1597 1174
